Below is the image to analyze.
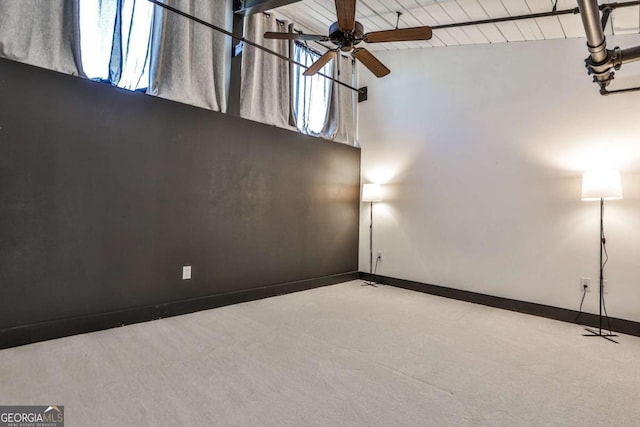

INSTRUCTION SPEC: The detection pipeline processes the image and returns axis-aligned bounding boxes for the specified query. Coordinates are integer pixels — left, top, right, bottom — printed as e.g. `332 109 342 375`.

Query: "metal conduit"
576 0 640 93
578 0 608 64
620 45 640 64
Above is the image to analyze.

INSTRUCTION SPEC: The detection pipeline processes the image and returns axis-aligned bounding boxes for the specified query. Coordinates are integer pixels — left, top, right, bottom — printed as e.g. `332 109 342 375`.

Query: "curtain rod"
294 40 323 57
145 0 360 93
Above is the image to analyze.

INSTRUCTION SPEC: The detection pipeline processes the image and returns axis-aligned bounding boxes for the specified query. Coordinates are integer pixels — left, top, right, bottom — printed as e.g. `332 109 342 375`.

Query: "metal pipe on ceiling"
577 0 608 64
576 0 640 94
428 1 640 31
431 7 579 30
620 45 640 65
577 0 614 89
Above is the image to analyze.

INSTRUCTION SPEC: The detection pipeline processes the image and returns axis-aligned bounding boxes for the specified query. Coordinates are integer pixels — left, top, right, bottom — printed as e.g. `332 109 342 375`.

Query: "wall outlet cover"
182 266 192 280
580 277 591 293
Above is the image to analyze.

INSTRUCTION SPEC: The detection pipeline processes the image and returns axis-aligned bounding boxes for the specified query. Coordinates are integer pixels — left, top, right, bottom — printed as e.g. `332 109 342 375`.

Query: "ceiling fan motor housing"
329 21 364 52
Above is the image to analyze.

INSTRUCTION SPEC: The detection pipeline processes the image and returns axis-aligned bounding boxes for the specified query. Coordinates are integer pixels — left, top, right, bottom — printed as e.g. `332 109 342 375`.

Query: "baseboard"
360 273 640 339
0 272 358 350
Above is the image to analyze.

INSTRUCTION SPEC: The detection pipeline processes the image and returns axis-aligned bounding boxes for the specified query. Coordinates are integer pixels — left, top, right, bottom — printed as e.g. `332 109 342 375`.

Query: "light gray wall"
357 35 640 322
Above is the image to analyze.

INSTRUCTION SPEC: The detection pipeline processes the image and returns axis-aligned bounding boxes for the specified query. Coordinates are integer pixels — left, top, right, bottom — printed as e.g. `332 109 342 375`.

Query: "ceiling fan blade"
354 48 390 78
335 0 356 31
264 32 329 41
364 26 433 43
303 50 337 76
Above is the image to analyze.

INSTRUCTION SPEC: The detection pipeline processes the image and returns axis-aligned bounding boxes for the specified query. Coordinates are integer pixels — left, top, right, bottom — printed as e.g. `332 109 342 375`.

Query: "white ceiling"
269 0 640 51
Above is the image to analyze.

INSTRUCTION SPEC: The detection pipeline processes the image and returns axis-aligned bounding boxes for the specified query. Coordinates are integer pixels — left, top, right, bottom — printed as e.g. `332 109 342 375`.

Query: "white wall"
358 35 640 322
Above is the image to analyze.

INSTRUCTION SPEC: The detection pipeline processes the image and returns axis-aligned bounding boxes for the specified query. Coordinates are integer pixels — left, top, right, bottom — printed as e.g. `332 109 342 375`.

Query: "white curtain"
291 43 356 145
78 0 155 90
292 43 333 136
149 0 232 112
0 0 81 76
240 13 293 129
78 0 118 81
323 53 356 145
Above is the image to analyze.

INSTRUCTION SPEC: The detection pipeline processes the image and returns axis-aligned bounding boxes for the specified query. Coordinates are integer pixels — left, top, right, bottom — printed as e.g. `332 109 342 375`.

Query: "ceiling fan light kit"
329 21 364 52
264 0 433 78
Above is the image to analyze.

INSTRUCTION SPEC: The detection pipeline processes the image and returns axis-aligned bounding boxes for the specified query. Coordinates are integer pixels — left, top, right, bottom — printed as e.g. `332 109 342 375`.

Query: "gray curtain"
323 53 356 145
240 13 293 130
0 0 81 76
148 0 231 112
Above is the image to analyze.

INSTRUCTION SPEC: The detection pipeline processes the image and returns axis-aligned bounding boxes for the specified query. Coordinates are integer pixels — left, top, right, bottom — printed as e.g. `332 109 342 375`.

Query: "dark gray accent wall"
0 58 360 332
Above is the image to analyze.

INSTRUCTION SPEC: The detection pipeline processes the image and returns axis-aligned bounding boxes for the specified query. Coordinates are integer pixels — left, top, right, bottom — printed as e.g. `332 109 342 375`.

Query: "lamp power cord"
601 231 614 335
575 284 587 323
575 231 613 335
373 254 381 284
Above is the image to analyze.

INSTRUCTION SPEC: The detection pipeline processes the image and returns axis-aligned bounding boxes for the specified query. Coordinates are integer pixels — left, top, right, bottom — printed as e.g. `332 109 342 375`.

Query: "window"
79 0 155 90
292 43 333 135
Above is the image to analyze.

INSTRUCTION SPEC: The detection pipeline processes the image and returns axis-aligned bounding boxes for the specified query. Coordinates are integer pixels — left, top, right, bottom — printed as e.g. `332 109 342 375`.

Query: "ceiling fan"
264 0 433 78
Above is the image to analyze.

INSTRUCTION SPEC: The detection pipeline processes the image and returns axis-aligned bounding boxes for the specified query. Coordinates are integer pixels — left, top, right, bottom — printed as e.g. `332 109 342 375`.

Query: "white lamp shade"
581 169 623 201
362 183 382 202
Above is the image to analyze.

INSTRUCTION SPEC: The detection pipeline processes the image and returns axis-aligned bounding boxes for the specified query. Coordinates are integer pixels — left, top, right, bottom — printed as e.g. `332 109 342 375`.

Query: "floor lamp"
362 183 382 286
581 169 622 343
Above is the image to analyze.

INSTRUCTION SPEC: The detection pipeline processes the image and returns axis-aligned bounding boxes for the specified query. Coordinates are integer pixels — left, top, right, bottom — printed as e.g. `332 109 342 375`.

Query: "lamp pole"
363 200 377 287
598 197 604 335
369 201 373 277
581 169 621 343
361 183 381 287
584 196 617 341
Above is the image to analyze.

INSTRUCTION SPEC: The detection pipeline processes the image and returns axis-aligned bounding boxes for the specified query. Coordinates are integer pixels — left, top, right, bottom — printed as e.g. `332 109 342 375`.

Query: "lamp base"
361 280 378 287
583 328 619 343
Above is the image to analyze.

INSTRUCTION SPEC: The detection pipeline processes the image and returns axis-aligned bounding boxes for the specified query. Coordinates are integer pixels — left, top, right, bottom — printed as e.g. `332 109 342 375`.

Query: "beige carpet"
1 280 639 426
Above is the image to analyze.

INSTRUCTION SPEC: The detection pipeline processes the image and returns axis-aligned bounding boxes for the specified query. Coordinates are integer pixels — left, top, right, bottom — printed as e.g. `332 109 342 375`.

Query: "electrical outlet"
182 266 192 280
377 251 383 261
580 277 591 293
603 279 609 294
